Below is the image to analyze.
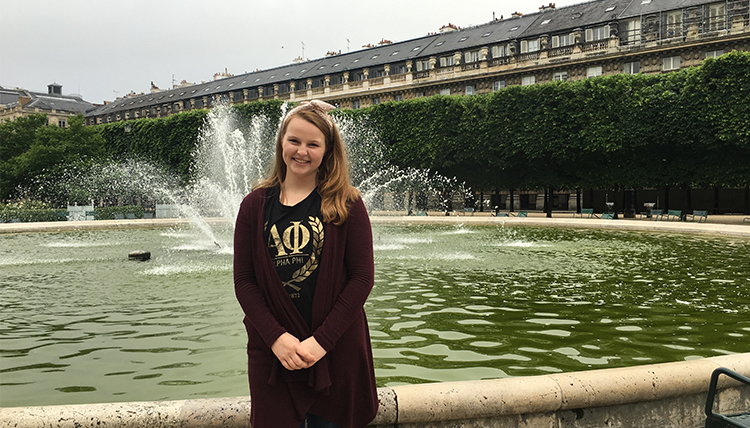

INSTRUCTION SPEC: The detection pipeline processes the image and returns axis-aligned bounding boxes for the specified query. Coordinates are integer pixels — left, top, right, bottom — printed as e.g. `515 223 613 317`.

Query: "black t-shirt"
263 187 324 328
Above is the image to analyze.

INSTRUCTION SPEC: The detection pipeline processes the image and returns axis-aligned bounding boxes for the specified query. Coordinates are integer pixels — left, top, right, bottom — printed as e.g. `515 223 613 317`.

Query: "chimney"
540 3 556 11
511 11 523 18
19 96 31 106
47 83 62 95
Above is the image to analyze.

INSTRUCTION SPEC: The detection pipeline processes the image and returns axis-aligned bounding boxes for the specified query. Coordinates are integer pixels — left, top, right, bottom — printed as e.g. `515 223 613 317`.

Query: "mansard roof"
617 0 713 18
86 0 736 119
0 85 95 114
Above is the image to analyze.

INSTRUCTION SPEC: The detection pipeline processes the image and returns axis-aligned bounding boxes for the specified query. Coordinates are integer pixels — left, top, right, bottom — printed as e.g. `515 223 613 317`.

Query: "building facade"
86 0 750 125
1 83 97 127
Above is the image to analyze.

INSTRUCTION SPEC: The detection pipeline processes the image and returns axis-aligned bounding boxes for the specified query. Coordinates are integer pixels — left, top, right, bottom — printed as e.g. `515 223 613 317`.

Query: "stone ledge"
2 354 748 428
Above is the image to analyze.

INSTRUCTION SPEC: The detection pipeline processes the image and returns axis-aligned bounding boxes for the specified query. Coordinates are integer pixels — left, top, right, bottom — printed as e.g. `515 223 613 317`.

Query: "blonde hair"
254 109 360 225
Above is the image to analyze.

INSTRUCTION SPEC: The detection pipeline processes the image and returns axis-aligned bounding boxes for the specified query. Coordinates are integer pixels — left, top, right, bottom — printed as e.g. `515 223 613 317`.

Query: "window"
666 11 682 37
416 59 431 71
352 100 360 109
553 71 569 81
440 56 455 67
372 97 380 105
624 61 640 74
663 55 681 71
492 45 506 58
394 94 402 102
586 25 610 42
416 91 425 98
587 65 603 78
58 119 67 127
520 39 540 53
522 76 536 86
464 50 480 63
465 85 475 95
391 63 407 74
626 19 642 45
494 80 506 91
551 34 572 48
440 88 451 95
706 50 724 59
709 4 726 31
482 31 492 37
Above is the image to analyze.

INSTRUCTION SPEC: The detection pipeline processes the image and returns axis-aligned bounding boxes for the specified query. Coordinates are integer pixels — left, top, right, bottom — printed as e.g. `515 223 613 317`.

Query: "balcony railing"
581 40 608 53
548 46 574 58
462 62 481 71
517 52 540 63
489 57 512 67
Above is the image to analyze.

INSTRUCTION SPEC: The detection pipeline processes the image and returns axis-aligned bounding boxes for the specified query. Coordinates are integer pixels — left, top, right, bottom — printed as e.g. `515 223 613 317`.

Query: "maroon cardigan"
234 188 378 428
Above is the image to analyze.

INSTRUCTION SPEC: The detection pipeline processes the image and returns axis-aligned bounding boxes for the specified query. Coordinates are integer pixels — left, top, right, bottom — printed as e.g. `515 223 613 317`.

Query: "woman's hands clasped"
271 332 327 371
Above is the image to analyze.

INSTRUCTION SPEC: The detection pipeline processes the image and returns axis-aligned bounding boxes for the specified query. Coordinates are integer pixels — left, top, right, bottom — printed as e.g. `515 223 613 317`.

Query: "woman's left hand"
300 336 327 365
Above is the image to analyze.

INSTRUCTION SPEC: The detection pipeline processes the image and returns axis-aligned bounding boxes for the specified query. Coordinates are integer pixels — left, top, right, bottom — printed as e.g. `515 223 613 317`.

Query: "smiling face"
281 116 327 185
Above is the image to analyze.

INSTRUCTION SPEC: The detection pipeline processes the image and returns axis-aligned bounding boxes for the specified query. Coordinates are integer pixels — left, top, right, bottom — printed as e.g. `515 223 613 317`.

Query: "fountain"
1 104 749 424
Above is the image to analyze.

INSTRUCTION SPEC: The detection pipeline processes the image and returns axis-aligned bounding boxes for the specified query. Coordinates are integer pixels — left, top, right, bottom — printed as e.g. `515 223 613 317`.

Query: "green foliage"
360 51 750 192
94 100 285 182
0 114 105 200
0 199 66 222
94 205 144 220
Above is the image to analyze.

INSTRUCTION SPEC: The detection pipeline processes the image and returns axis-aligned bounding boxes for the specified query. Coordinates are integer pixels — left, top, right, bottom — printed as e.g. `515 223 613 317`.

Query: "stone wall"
2 353 748 428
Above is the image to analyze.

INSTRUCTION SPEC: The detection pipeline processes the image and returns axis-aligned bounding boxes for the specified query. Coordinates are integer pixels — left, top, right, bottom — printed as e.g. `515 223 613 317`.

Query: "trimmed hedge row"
0 209 68 223
93 53 750 195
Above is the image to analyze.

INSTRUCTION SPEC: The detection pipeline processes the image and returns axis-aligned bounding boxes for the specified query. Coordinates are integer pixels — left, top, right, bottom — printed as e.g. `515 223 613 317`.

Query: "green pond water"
1 222 749 407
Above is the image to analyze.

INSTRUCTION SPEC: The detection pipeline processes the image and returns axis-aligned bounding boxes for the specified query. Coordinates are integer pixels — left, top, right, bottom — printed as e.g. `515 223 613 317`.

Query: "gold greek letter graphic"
282 221 310 255
268 224 287 257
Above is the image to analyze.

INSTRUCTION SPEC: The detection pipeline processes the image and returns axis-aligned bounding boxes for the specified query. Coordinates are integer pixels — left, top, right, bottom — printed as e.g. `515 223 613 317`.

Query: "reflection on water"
1 223 749 407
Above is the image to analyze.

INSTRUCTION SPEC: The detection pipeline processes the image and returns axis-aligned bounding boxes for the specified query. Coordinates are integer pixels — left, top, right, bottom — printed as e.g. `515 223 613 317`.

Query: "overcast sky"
1 0 581 105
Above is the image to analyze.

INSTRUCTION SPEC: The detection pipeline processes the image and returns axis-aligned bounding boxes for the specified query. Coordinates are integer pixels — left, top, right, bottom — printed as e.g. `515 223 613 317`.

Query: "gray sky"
1 0 581 105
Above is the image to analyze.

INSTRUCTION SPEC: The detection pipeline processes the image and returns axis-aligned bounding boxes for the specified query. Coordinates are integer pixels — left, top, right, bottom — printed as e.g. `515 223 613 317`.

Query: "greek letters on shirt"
267 216 324 292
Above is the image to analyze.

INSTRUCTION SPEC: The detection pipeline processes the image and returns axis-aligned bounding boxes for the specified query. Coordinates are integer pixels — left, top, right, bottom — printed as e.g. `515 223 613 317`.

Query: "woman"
234 100 378 428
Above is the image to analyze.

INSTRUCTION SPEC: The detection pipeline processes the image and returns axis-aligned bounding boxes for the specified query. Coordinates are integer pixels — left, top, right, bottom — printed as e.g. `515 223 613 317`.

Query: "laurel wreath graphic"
284 216 323 291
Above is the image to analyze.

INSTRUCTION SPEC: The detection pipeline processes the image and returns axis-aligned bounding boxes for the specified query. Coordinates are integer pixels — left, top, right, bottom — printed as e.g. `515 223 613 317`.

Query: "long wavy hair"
254 109 359 225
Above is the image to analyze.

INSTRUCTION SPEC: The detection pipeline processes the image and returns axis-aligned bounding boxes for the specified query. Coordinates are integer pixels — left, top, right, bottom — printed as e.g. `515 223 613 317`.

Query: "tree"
0 114 105 201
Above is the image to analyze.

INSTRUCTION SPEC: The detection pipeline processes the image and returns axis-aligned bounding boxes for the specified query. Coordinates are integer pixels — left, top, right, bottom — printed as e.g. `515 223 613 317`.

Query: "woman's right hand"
271 332 315 370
